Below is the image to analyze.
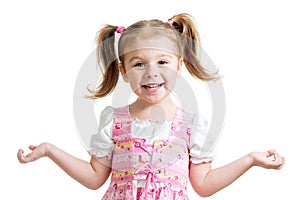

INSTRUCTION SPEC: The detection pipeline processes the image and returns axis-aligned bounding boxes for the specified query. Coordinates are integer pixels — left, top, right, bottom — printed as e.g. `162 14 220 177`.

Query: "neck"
129 96 178 121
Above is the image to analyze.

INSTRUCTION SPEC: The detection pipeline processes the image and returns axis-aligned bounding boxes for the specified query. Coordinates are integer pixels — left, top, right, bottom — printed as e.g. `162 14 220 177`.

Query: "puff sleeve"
189 114 216 164
89 106 114 162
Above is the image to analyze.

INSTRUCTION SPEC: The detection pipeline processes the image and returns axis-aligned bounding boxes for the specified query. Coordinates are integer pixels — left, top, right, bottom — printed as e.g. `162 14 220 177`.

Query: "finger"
270 153 285 169
279 157 286 169
275 153 284 168
17 149 24 155
18 148 38 163
267 149 276 156
275 152 282 161
17 149 30 163
29 145 37 150
17 149 23 162
275 156 285 170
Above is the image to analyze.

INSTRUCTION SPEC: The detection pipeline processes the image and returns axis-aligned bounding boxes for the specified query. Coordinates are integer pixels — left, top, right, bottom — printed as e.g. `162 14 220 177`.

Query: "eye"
133 62 146 68
158 60 168 65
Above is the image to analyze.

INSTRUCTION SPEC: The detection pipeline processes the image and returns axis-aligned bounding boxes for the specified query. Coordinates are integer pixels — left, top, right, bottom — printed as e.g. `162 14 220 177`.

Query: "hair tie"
166 20 174 26
116 26 125 34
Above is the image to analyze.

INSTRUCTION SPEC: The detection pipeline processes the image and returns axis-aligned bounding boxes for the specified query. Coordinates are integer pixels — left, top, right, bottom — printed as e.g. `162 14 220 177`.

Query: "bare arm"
17 142 111 190
189 150 285 197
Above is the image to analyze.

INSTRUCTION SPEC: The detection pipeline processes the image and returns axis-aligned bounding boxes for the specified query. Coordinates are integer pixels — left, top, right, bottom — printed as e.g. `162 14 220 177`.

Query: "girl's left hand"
248 149 285 169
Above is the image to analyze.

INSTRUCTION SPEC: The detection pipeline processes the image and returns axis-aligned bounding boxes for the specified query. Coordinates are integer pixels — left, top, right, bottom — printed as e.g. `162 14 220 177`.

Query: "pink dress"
89 106 214 200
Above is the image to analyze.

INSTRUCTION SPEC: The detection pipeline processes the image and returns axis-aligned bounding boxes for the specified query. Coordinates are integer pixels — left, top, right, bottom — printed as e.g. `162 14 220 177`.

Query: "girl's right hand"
17 142 49 163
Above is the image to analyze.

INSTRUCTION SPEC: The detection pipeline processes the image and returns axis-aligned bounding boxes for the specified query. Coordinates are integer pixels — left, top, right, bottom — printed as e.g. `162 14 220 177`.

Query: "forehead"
124 48 177 62
122 36 180 57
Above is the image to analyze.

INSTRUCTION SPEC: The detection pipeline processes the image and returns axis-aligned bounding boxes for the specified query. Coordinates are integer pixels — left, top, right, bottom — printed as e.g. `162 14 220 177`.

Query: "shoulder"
101 106 114 116
189 112 209 141
99 105 130 126
176 108 194 124
99 106 113 128
112 105 129 115
179 108 208 128
100 105 129 118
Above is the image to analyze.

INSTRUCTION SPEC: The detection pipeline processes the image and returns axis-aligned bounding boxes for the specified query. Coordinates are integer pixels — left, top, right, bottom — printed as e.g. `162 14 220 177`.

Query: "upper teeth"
147 84 159 88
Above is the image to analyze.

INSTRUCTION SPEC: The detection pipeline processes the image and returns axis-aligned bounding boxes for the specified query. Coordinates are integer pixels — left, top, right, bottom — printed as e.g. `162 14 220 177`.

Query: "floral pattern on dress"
101 106 193 200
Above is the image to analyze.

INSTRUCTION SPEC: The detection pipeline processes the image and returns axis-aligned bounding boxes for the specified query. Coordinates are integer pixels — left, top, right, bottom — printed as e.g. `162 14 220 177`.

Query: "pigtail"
88 25 120 98
170 13 219 81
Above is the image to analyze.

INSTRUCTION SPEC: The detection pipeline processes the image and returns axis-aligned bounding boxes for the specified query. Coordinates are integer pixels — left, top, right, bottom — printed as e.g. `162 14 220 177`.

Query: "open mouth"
141 83 164 92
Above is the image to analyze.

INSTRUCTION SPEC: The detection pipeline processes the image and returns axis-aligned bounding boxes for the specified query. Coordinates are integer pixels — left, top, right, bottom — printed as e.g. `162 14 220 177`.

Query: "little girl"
17 13 285 199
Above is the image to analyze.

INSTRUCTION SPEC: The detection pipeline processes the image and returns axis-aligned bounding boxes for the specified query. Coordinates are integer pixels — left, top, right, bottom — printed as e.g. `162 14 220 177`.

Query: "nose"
144 64 158 78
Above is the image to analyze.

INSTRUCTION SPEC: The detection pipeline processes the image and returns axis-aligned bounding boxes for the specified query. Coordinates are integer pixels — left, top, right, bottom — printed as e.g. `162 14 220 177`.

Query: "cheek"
125 71 142 91
164 68 179 80
163 69 179 89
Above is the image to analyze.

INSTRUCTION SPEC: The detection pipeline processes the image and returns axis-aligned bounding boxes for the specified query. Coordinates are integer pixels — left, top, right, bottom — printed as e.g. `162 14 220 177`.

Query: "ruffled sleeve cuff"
189 114 216 164
89 106 114 162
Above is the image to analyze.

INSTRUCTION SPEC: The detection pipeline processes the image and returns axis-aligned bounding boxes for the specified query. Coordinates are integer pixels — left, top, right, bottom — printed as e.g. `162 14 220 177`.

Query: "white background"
1 0 299 199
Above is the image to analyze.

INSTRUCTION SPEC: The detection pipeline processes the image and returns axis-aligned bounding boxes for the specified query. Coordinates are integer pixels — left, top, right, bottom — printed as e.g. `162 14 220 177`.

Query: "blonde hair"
89 13 219 99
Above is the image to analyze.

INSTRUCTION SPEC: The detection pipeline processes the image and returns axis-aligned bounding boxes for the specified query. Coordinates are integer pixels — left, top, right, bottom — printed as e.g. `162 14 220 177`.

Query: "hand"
17 143 49 164
248 149 285 170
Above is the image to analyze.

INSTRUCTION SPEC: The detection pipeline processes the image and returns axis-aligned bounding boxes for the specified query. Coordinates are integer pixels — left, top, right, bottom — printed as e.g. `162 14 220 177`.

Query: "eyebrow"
128 54 174 63
156 54 174 59
128 56 144 63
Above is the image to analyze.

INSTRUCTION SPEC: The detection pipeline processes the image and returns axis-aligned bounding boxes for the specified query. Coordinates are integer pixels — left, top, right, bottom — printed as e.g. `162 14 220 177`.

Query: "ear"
177 57 183 76
118 63 129 82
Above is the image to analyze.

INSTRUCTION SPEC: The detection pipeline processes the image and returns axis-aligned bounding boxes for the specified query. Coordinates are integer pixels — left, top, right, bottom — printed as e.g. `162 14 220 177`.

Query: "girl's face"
120 37 182 105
